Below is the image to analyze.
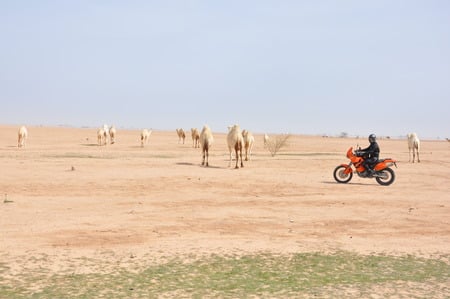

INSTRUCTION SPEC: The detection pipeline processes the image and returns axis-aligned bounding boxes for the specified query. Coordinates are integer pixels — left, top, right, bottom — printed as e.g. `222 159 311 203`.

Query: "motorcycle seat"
377 158 391 163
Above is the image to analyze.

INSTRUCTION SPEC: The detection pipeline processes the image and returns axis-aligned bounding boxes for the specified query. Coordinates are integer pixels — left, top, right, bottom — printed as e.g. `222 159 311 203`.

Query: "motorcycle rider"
359 134 379 175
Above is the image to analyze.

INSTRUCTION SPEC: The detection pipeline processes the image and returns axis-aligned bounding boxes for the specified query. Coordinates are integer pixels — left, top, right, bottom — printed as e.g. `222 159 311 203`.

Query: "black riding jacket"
360 141 380 160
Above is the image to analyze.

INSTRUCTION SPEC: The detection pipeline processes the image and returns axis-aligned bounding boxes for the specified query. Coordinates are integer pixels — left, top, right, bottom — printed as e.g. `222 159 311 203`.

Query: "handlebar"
354 150 363 157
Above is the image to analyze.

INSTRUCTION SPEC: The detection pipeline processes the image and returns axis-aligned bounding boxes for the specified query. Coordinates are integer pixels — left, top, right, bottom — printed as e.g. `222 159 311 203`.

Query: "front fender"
340 164 353 174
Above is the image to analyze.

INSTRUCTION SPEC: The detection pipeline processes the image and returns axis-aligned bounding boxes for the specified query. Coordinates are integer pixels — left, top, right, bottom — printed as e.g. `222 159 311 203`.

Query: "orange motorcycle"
333 147 397 186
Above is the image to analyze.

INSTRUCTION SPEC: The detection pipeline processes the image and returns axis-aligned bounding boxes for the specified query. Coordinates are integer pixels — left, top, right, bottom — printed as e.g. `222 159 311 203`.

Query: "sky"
1 1 449 139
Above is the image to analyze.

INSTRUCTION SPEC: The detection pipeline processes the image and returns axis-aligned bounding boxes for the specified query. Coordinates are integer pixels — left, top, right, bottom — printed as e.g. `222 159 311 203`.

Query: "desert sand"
1 125 449 273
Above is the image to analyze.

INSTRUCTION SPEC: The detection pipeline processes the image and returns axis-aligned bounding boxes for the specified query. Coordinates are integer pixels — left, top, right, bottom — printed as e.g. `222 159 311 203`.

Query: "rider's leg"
364 159 375 174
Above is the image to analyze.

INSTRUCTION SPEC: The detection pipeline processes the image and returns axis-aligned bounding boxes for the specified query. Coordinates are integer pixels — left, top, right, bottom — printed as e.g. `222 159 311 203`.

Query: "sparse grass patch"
1 251 449 298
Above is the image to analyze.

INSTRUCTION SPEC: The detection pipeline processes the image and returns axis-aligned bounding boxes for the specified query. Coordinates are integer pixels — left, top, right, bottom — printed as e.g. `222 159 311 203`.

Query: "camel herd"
96 125 116 146
15 125 427 167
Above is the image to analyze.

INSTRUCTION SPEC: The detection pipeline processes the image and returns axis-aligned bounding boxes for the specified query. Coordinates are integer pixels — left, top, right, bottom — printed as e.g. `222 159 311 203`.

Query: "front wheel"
333 165 353 183
375 168 395 186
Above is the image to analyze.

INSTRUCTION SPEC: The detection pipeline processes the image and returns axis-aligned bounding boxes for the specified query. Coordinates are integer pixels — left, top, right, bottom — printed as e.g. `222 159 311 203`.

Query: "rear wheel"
333 165 352 183
375 168 395 186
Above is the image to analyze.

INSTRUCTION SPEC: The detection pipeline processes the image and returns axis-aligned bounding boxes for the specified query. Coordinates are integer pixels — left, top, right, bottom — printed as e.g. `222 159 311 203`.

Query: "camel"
263 134 270 148
191 128 200 148
176 128 186 144
407 133 420 163
227 124 244 169
18 126 28 148
102 124 110 144
140 129 152 147
242 129 255 161
97 128 107 145
109 126 116 144
200 125 213 167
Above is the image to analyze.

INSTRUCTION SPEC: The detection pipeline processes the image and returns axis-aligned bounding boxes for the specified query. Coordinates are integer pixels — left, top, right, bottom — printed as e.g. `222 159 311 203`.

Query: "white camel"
140 129 152 147
407 133 420 163
227 124 244 169
263 133 270 148
17 126 28 148
102 124 110 144
191 128 200 148
242 129 255 161
97 128 107 146
109 125 116 144
200 125 213 167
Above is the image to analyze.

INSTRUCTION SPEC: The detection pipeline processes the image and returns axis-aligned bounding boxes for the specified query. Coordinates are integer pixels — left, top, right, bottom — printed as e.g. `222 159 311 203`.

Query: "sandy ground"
1 125 449 273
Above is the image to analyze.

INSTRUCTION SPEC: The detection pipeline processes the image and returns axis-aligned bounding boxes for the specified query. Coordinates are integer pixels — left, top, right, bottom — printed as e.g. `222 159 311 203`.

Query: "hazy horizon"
2 1 449 139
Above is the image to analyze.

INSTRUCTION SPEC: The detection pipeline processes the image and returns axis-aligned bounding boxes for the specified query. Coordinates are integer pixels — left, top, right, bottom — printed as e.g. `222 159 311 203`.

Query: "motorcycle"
333 147 397 186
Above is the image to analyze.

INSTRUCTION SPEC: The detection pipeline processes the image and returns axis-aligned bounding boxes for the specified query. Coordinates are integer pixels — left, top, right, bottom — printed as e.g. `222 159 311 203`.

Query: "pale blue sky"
1 1 449 138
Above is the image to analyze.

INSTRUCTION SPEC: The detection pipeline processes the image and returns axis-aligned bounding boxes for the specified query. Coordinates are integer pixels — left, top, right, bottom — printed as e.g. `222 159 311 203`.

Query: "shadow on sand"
322 181 376 186
176 162 222 169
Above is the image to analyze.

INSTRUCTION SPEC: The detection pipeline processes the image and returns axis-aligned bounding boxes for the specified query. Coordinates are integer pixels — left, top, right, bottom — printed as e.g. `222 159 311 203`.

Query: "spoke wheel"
375 168 395 186
333 166 352 183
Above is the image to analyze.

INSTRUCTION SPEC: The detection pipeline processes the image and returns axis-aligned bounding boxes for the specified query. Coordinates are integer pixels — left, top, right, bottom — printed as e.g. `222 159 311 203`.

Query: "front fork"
341 163 353 174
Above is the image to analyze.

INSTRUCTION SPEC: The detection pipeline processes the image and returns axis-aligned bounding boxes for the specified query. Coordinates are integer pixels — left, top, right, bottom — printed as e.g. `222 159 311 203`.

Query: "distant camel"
242 129 255 161
263 134 270 148
102 124 110 144
407 133 420 163
109 126 116 144
191 128 200 148
140 129 152 147
227 124 244 169
97 128 107 146
176 128 186 144
199 125 213 167
18 126 28 148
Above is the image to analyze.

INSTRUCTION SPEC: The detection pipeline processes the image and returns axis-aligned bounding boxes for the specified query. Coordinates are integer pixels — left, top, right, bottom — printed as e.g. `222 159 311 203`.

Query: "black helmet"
368 134 376 143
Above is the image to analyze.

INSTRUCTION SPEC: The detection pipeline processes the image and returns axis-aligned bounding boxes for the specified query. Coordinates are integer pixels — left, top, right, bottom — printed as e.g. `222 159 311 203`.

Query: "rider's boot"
366 166 375 176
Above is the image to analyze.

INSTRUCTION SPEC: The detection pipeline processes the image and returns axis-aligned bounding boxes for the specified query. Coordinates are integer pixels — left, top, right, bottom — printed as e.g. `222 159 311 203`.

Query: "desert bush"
266 134 290 157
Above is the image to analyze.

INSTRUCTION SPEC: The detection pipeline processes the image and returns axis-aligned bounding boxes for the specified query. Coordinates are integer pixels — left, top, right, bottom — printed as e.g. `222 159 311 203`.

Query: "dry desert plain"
1 125 449 282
